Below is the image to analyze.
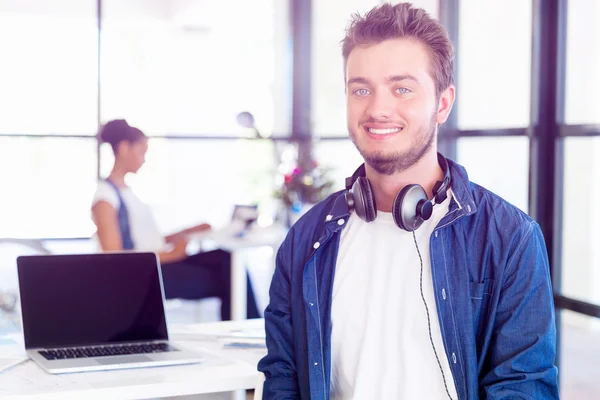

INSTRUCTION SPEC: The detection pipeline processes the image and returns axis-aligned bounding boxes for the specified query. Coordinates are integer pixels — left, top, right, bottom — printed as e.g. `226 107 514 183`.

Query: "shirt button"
435 231 438 238
313 242 320 249
337 219 345 226
309 302 314 307
326 215 333 221
314 362 318 366
442 288 447 300
452 353 457 364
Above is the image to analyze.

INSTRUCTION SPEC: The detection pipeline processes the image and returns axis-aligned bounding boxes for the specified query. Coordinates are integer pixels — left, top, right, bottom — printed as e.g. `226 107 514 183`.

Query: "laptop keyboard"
38 343 177 360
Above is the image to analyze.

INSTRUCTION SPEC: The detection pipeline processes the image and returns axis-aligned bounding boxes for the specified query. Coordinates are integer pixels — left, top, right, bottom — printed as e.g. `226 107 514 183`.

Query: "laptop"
188 204 259 244
16 252 204 374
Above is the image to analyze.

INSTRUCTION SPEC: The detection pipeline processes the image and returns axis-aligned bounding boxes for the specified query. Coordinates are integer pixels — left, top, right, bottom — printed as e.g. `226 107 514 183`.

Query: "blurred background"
0 0 598 397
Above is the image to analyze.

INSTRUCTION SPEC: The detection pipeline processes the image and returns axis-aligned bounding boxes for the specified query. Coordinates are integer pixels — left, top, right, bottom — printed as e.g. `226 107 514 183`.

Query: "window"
456 137 529 212
0 0 97 135
0 137 98 238
457 0 532 129
101 0 279 137
565 0 600 125
0 0 288 240
561 137 600 305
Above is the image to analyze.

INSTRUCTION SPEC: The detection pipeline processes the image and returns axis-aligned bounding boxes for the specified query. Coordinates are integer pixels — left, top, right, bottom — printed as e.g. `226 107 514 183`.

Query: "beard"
349 113 438 175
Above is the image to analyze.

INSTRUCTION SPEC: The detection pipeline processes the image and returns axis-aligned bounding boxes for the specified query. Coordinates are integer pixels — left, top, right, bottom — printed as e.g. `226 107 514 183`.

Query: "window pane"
560 310 600 399
565 0 600 124
313 140 363 192
0 137 98 238
312 0 439 137
456 137 529 213
562 137 600 305
0 0 97 134
457 0 532 129
101 0 280 137
100 139 276 234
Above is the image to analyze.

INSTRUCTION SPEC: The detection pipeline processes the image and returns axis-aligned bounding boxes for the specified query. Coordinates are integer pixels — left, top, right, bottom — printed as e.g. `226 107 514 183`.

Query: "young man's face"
346 38 452 175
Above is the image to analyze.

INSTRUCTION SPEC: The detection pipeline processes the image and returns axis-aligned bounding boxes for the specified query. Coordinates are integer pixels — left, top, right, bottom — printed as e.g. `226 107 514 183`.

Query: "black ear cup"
352 177 377 222
392 184 430 231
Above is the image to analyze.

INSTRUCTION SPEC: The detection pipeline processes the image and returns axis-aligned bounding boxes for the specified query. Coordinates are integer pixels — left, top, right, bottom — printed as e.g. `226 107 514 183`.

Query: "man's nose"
366 90 395 120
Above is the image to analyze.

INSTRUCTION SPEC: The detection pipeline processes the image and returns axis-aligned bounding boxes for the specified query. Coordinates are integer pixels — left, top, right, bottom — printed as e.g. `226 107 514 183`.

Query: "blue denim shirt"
258 159 559 399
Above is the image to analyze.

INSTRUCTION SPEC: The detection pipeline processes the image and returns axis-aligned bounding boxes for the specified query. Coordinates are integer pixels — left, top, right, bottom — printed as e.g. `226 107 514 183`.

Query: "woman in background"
91 119 259 320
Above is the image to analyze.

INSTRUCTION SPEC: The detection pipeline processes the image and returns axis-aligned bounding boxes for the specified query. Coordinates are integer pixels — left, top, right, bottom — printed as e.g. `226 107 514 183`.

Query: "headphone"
344 152 452 231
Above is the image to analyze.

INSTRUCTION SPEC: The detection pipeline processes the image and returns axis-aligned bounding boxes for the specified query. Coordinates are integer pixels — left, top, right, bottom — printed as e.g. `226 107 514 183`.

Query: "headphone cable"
412 230 454 400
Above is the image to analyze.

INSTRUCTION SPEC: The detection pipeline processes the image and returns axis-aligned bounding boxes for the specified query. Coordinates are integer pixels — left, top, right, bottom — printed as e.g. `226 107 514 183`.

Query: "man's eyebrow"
386 74 420 84
346 77 370 86
346 75 421 86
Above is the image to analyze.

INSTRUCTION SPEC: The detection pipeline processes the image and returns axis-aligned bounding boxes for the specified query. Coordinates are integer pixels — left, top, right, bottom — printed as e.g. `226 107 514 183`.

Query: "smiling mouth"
366 127 403 135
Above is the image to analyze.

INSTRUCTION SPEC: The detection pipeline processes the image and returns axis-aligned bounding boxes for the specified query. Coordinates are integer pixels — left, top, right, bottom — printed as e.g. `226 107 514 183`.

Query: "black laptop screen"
17 252 169 349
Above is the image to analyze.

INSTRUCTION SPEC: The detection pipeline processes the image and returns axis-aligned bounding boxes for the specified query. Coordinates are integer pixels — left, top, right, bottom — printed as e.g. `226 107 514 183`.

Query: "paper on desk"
0 356 28 374
0 359 84 397
172 327 266 348
219 334 265 346
217 327 265 340
169 318 266 340
170 321 267 366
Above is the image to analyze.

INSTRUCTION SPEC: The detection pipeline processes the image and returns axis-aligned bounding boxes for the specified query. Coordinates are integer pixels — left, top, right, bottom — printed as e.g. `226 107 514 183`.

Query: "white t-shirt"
331 190 458 400
91 180 166 252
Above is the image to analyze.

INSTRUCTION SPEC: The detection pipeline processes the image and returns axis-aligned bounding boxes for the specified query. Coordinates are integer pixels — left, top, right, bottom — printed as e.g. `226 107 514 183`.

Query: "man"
258 3 559 399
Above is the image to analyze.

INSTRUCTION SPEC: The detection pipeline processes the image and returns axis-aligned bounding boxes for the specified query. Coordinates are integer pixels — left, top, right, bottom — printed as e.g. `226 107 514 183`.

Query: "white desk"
0 319 267 400
191 225 287 321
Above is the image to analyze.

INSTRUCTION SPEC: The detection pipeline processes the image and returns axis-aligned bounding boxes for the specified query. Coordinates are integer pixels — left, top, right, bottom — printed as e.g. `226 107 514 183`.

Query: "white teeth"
368 127 401 135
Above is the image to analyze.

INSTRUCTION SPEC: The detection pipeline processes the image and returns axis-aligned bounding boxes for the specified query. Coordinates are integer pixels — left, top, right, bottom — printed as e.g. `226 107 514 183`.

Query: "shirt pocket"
470 279 495 300
470 279 495 352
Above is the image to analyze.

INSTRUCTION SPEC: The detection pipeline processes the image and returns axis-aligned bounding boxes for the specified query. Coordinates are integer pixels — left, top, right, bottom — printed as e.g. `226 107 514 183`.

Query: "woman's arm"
92 201 123 251
165 223 212 244
92 201 188 264
159 239 189 264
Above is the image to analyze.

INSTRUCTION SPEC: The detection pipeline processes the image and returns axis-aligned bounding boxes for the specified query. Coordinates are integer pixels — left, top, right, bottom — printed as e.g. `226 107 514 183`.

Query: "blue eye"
395 87 411 94
353 88 371 96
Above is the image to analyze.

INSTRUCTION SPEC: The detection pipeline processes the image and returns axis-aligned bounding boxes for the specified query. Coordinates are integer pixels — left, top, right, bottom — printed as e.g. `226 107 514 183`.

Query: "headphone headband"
345 164 366 191
433 153 451 204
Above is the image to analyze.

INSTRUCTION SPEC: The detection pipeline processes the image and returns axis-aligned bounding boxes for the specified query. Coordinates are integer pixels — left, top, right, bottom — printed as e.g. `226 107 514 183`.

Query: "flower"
275 160 334 208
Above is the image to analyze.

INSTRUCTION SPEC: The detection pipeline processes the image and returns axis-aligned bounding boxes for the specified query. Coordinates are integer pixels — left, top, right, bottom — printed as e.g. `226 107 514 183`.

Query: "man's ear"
436 85 455 125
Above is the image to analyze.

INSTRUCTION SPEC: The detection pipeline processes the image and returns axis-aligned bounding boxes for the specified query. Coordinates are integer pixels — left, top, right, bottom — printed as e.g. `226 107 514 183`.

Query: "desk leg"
231 250 247 321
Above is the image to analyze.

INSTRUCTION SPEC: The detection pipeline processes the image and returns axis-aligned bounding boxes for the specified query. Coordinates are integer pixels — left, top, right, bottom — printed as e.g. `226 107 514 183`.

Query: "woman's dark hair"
99 119 146 154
